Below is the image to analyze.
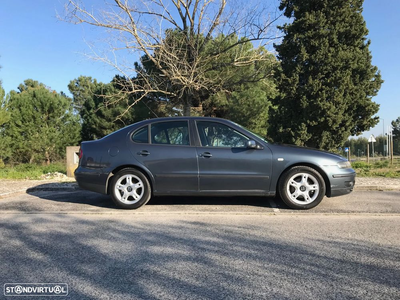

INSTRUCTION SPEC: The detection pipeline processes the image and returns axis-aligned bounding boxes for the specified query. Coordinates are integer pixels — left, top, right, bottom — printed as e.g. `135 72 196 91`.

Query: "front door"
195 121 272 193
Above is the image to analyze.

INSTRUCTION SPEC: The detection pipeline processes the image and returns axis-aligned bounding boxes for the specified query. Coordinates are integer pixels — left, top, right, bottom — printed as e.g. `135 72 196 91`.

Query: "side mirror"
246 140 257 149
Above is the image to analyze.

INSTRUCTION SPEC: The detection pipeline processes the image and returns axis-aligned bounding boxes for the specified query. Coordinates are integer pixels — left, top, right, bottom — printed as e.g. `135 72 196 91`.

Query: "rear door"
128 120 198 194
195 121 272 193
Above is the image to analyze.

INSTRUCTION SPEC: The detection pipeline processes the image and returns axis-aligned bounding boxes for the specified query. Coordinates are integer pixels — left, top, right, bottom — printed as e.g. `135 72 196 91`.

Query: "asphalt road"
1 189 400 214
1 191 400 299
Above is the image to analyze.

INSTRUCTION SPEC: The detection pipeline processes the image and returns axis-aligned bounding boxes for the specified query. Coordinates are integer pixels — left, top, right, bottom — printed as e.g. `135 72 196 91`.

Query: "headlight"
337 161 351 169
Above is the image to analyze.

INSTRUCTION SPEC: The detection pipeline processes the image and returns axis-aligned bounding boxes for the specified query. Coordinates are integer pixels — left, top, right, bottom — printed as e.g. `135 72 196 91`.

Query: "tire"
278 166 326 209
110 168 151 209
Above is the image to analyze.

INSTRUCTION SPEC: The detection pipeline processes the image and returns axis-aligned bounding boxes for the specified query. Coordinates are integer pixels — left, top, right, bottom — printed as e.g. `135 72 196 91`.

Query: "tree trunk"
183 93 191 116
45 150 50 165
183 103 191 116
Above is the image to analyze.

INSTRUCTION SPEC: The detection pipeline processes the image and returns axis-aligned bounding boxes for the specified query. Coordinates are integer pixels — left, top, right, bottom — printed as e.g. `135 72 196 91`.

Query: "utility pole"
390 126 394 165
383 119 385 156
372 141 374 157
387 126 391 159
387 126 389 158
368 134 376 160
349 147 351 161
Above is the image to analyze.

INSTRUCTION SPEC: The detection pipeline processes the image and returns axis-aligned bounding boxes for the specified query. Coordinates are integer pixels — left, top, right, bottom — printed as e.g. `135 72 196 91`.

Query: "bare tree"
62 0 281 116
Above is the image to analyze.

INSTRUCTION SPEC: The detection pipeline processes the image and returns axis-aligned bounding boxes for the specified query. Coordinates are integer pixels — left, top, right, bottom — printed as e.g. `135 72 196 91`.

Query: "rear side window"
132 126 149 143
151 121 190 145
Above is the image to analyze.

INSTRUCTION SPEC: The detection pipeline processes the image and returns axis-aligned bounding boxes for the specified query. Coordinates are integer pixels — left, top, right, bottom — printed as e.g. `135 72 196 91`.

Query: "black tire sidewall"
110 168 151 209
279 166 326 209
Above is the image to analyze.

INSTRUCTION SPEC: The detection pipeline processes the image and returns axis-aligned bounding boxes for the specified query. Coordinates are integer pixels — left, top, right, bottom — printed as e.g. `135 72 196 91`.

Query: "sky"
1 0 399 139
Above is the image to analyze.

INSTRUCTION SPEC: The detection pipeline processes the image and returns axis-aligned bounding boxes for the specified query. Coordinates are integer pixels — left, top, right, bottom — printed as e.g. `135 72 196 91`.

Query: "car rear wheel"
278 166 326 209
110 168 151 209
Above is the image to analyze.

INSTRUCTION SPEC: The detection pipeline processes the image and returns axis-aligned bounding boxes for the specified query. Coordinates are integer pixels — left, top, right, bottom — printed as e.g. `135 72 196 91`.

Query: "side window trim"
189 119 202 147
195 121 209 147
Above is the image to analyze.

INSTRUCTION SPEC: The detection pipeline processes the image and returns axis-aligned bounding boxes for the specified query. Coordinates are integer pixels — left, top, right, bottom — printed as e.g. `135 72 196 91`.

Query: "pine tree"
0 82 9 126
5 80 81 164
392 117 400 141
392 117 400 154
0 82 11 161
69 76 164 140
269 0 382 150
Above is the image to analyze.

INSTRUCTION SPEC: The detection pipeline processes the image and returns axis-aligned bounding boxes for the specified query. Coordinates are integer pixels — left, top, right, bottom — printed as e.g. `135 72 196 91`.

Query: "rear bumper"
74 167 109 195
327 172 356 197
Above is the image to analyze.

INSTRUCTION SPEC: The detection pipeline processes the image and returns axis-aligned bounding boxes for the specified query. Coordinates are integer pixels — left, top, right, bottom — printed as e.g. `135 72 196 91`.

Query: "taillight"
78 148 83 160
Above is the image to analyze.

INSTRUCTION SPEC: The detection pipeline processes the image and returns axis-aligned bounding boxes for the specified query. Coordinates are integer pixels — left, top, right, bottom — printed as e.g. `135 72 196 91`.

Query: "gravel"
0 178 76 197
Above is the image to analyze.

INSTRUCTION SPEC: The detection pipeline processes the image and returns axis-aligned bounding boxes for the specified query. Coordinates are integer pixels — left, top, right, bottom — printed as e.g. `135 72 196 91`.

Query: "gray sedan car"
75 117 355 209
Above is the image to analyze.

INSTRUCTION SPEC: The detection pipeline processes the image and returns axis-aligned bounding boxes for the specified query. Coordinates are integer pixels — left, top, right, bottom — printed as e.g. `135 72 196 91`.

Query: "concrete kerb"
354 185 400 191
354 177 400 192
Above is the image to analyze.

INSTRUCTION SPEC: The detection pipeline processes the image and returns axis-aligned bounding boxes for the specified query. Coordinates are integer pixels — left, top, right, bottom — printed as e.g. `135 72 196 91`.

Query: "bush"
42 162 66 174
373 160 390 168
351 161 371 170
14 163 38 172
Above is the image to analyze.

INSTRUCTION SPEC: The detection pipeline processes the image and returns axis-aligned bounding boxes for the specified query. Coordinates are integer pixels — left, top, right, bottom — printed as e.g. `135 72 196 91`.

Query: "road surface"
0 190 399 299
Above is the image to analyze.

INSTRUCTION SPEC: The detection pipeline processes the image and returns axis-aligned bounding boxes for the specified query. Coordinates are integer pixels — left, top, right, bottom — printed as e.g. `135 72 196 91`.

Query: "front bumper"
326 171 356 197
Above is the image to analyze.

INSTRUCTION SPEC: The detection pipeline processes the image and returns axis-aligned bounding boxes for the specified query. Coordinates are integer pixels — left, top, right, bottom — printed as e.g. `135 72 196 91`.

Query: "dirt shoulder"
0 178 77 197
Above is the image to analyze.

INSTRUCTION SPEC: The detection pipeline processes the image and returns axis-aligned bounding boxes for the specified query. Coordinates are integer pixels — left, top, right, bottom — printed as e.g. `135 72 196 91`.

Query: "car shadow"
148 195 287 209
25 183 117 209
24 183 289 210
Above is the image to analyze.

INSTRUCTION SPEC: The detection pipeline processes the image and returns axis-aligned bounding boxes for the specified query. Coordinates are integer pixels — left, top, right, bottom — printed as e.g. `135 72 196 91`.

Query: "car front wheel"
278 166 326 209
110 168 151 209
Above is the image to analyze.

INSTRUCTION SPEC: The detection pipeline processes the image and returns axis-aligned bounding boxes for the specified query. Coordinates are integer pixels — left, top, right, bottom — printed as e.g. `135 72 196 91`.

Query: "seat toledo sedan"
75 117 355 209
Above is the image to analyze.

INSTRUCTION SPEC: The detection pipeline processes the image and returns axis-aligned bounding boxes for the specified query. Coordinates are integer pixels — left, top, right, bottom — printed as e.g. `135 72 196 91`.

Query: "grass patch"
0 162 66 180
351 159 400 178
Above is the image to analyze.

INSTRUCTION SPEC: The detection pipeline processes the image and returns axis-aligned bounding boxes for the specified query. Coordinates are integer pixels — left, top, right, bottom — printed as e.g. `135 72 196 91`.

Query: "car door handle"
138 150 150 156
200 152 212 158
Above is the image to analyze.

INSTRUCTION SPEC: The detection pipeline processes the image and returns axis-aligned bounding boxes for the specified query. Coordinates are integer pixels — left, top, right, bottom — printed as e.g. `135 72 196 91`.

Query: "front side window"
197 122 249 148
151 121 190 145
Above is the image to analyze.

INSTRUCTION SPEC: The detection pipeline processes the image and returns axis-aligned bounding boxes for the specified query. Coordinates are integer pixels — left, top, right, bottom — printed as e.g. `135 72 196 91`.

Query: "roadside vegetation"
0 162 66 180
351 159 400 178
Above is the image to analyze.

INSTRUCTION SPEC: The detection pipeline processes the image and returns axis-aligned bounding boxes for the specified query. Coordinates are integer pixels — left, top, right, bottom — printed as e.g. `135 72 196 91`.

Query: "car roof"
135 116 233 126
146 116 227 121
